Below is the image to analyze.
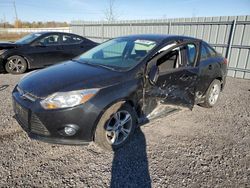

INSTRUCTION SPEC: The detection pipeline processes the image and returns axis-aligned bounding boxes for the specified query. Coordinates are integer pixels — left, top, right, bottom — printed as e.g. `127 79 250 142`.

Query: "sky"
0 0 250 23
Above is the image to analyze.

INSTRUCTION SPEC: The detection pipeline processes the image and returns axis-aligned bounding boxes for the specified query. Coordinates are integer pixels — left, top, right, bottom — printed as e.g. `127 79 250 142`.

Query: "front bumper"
12 87 102 145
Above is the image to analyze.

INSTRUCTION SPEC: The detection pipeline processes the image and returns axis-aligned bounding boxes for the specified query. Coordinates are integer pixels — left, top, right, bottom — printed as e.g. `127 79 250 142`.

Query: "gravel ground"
0 74 249 187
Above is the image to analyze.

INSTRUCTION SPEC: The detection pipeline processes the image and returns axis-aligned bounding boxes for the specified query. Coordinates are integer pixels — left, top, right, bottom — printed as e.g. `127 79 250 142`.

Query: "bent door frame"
142 39 200 117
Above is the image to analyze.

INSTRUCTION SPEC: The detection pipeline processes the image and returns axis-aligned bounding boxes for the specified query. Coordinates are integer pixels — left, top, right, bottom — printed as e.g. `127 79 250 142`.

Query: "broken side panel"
143 68 198 118
142 40 200 119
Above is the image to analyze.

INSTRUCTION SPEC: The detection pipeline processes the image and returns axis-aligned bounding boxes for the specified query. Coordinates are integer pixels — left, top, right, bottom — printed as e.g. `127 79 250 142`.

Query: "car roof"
117 34 199 42
34 31 82 36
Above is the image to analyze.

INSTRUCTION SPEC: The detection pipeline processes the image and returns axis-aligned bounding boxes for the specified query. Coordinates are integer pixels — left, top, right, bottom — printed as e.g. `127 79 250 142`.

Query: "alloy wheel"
209 83 220 105
7 58 25 73
105 110 133 146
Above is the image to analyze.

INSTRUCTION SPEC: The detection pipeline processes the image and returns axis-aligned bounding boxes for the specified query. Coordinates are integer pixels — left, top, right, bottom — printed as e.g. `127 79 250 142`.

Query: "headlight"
40 88 99 110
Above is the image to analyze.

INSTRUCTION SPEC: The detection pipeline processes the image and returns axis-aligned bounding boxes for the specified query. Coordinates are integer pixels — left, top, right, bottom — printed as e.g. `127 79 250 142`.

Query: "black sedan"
0 32 97 74
12 34 227 151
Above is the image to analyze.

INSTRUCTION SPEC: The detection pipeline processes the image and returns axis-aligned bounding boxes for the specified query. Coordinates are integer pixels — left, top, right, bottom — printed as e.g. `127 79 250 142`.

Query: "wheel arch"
91 98 138 141
3 54 31 71
215 76 224 91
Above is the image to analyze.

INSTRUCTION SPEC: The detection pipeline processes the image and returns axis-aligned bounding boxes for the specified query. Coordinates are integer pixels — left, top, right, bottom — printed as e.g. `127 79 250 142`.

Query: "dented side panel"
143 67 198 117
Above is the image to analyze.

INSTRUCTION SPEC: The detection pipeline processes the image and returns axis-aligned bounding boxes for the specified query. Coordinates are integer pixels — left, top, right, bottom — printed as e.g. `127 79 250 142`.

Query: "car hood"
0 42 19 49
17 60 124 98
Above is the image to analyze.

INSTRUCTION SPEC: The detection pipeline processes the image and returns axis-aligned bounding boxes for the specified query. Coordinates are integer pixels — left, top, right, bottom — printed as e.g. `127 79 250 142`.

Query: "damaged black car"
12 34 227 150
0 32 97 74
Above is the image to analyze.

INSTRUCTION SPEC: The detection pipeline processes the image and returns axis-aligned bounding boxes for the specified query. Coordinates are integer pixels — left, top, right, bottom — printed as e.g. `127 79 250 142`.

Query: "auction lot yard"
0 73 249 187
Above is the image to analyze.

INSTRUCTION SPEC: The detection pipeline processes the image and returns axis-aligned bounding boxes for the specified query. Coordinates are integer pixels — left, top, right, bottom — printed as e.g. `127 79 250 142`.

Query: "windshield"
15 33 42 44
77 38 158 71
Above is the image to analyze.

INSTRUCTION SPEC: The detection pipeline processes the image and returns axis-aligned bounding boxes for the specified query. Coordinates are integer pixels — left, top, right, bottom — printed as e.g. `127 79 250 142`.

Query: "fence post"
82 24 85 37
226 19 237 61
102 23 104 42
168 21 171 34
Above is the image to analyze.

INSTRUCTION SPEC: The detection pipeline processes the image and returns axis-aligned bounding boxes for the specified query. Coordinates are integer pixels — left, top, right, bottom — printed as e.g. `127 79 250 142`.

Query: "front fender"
90 78 142 139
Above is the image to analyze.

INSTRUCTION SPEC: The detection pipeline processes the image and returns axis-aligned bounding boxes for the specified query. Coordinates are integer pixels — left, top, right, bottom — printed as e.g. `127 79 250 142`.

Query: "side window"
62 34 82 44
206 44 217 57
157 49 179 73
39 35 60 46
156 43 196 73
200 44 210 61
102 41 127 58
186 44 197 66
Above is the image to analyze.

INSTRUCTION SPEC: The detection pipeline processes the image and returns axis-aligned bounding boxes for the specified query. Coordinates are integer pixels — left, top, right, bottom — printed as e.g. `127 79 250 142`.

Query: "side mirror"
148 65 159 85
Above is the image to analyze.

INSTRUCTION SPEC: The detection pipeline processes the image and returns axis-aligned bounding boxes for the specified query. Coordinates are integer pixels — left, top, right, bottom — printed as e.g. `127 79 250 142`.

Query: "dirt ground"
0 74 249 187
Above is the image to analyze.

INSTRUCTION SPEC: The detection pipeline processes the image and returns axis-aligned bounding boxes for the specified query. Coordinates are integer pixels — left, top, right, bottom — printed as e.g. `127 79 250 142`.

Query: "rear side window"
62 34 82 44
206 44 217 57
200 43 210 61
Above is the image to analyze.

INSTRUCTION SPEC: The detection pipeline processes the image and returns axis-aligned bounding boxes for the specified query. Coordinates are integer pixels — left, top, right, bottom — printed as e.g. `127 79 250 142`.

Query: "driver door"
28 34 63 68
143 41 199 117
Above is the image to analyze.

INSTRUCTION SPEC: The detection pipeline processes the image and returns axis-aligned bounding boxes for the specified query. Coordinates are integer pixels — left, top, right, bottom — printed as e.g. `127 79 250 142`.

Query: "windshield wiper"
71 59 116 71
93 63 117 71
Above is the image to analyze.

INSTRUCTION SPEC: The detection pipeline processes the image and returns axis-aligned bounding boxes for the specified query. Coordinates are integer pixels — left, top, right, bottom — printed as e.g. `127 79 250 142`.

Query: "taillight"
223 58 228 65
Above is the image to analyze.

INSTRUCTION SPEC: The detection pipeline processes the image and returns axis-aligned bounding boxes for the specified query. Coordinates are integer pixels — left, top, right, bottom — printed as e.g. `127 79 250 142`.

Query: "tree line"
0 20 69 28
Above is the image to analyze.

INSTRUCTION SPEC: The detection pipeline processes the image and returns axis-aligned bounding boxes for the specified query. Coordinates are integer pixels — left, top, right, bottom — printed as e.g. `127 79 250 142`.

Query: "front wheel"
95 104 136 151
5 55 27 74
200 79 221 108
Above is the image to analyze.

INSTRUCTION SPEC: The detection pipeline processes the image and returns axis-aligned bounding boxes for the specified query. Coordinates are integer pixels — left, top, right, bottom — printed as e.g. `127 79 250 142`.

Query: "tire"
5 55 27 74
95 103 137 151
200 79 221 108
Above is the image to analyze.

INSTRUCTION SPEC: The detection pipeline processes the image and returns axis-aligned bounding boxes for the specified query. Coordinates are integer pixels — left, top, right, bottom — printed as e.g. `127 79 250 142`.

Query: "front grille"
30 114 50 136
13 101 29 131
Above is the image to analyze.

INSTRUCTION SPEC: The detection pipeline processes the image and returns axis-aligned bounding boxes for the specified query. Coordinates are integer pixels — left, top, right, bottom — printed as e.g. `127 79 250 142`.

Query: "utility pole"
3 14 6 28
13 0 18 21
